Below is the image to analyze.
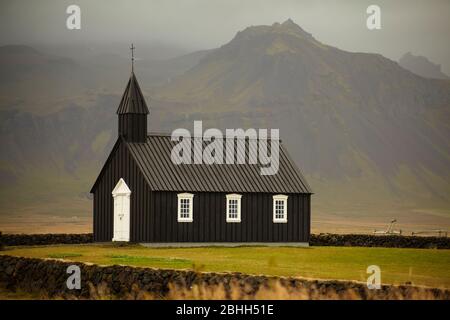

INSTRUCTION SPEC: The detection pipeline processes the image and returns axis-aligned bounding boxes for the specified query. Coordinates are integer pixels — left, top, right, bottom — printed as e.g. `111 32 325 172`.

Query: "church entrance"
112 178 131 242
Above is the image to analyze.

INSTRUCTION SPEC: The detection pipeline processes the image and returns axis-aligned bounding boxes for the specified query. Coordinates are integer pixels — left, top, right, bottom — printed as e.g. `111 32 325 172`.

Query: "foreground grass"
2 244 450 288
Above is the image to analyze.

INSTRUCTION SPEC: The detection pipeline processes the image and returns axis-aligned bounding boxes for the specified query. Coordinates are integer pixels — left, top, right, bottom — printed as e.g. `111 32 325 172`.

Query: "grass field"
2 244 450 289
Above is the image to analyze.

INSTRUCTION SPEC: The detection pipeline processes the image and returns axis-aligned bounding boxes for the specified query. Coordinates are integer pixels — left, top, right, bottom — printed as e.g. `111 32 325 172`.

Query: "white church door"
112 178 131 242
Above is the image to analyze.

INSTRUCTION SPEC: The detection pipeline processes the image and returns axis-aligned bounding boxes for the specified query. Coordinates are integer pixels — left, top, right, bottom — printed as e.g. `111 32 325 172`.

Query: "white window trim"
226 194 242 223
177 193 194 222
273 194 288 223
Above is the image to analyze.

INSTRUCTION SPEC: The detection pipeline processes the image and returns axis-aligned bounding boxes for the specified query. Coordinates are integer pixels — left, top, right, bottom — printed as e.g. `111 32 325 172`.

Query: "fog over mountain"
2 0 450 75
1 20 449 233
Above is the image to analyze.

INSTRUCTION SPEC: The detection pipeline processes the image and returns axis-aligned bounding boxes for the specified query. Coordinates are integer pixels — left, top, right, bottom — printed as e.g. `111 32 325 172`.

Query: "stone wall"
309 234 450 249
1 232 449 249
0 255 448 300
0 233 93 246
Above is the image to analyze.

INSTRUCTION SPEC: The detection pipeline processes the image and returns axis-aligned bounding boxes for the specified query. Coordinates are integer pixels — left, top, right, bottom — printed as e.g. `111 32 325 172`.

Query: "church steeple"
116 72 149 115
116 44 149 143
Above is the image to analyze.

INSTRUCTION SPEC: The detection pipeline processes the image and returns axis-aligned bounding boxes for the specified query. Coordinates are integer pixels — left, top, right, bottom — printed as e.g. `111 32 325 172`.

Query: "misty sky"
1 0 449 73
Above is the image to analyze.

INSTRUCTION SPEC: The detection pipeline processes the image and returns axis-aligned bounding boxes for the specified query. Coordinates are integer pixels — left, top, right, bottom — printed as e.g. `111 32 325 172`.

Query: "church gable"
90 137 144 194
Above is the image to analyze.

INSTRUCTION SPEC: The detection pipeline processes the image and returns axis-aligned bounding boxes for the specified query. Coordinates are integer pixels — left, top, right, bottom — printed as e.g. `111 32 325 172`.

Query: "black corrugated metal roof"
125 134 312 194
116 72 149 114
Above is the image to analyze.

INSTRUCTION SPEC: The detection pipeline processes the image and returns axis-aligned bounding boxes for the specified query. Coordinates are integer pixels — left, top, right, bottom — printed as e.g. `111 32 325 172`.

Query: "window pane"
228 198 239 220
179 198 191 219
275 199 285 220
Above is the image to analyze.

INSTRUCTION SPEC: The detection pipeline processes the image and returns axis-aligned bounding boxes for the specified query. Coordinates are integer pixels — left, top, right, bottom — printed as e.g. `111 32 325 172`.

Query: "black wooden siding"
143 192 310 243
118 114 147 143
93 139 310 242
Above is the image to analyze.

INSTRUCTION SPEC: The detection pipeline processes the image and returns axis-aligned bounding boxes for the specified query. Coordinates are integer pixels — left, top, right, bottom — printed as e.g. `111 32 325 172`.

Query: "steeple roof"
116 72 149 114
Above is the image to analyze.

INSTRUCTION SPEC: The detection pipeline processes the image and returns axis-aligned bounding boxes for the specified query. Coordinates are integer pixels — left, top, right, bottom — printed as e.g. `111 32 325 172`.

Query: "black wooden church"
91 63 312 245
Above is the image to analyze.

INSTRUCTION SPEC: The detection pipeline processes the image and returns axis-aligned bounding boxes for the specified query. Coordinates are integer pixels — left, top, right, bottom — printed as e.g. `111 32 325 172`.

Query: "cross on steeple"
130 43 135 72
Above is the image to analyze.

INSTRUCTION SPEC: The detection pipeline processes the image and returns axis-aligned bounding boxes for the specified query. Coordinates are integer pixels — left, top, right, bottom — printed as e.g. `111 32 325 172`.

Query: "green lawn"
2 244 450 289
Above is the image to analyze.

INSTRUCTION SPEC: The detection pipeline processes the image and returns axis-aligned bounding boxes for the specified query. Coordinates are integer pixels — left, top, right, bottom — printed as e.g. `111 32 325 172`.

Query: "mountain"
0 45 92 113
1 20 450 233
153 19 450 226
399 52 449 80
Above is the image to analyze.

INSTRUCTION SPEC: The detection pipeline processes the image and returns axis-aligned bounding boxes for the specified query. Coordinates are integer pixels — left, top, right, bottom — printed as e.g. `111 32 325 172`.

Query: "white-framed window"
273 195 288 223
226 194 242 223
177 193 194 222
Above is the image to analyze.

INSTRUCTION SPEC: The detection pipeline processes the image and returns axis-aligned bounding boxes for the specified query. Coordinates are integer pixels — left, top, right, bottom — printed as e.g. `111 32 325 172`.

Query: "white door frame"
111 178 131 242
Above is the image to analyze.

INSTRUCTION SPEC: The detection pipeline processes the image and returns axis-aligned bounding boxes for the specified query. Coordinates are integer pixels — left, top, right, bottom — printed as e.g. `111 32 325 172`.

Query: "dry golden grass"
2 277 448 300
165 281 448 300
